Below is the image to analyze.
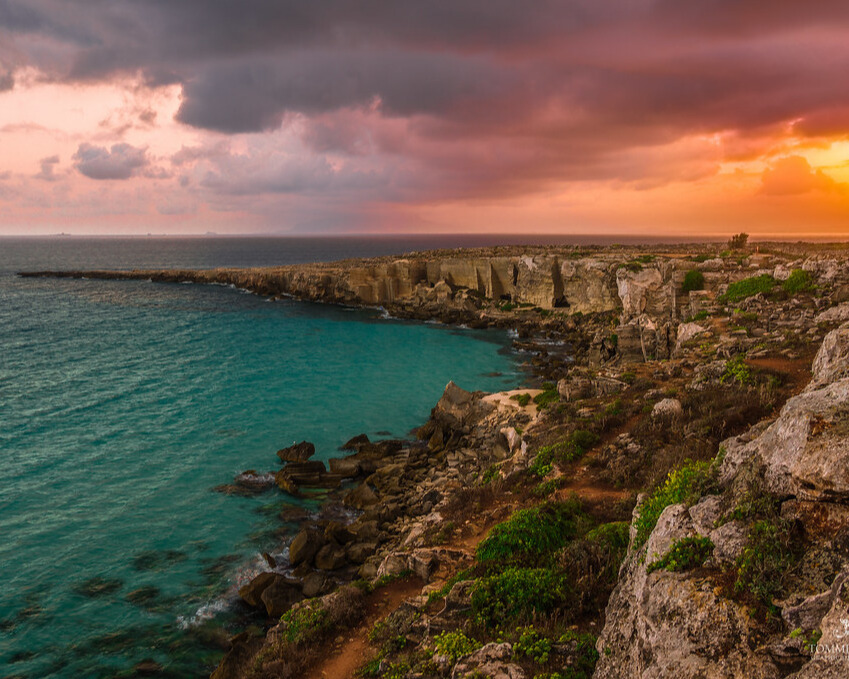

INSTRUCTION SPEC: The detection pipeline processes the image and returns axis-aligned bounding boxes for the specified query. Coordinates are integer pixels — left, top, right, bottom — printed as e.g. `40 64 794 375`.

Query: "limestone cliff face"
594 322 849 679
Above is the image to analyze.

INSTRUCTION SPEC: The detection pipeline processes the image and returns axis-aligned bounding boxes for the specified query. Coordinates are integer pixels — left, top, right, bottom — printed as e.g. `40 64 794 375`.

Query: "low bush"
783 269 814 294
514 626 553 663
720 355 752 386
511 393 532 407
633 459 718 548
647 536 714 573
471 567 567 627
682 269 705 293
557 522 630 618
719 274 776 303
476 498 589 566
433 630 481 663
555 631 599 679
530 430 600 477
534 382 560 409
734 518 800 605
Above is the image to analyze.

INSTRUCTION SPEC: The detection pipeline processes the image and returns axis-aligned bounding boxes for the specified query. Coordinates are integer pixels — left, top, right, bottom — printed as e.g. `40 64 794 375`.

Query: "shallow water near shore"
0 237 527 678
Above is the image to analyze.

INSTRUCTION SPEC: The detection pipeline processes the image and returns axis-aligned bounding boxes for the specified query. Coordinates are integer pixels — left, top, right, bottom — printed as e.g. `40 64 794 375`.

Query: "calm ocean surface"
0 236 540 678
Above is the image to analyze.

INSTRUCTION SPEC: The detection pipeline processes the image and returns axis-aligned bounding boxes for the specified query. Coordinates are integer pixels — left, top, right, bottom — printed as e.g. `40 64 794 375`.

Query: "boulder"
343 483 379 509
595 503 782 679
341 433 370 450
810 321 849 387
346 542 378 564
788 568 849 678
327 456 361 477
652 398 684 422
450 643 525 679
288 529 324 567
210 630 265 679
301 572 330 598
816 303 849 325
259 576 303 617
314 543 347 571
376 548 440 582
276 441 315 463
274 471 300 496
719 379 849 502
675 322 708 353
238 572 277 608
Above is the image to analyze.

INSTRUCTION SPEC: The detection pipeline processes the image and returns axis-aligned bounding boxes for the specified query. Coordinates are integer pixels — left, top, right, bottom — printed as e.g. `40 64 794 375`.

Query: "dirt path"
299 395 655 678
304 578 424 679
747 355 813 395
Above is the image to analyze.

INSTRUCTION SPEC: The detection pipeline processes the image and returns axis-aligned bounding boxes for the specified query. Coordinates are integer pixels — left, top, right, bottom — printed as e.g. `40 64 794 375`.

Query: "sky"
1 1 849 237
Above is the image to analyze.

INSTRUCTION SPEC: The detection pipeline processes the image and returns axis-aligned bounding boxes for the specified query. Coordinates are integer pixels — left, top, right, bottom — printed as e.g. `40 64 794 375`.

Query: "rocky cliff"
594 319 849 679
28 244 843 364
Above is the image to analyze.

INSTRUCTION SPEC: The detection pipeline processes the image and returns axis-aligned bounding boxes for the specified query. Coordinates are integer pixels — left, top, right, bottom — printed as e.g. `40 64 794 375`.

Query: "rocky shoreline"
22 240 849 678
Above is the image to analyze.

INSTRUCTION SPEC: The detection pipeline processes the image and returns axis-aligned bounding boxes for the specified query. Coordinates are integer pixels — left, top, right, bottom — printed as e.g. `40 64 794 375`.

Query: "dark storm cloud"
6 0 849 199
176 50 510 133
73 143 148 180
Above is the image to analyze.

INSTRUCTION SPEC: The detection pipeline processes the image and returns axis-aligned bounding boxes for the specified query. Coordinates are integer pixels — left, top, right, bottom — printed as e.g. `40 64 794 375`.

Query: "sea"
0 235 539 679
0 234 687 678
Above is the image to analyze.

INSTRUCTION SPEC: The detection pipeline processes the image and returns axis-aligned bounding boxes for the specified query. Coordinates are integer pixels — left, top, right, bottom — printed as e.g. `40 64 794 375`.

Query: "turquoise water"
0 238 525 678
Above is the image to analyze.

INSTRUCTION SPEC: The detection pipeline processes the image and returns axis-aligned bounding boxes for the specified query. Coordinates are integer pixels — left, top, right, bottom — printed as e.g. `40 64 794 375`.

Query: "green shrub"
585 522 630 553
533 386 560 409
688 254 712 263
542 632 599 679
720 355 752 386
511 393 532 407
471 567 567 626
634 254 656 264
278 605 328 643
719 274 776 303
647 536 714 573
734 519 799 605
682 269 705 293
782 269 814 294
634 460 718 549
721 489 780 525
532 477 564 497
476 498 588 566
480 465 500 485
433 630 481 663
687 310 709 322
531 430 600 476
514 626 553 663
425 569 473 605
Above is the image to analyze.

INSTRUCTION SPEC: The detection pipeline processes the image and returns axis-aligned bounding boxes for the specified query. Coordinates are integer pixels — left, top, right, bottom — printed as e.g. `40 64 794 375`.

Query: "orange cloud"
759 156 843 196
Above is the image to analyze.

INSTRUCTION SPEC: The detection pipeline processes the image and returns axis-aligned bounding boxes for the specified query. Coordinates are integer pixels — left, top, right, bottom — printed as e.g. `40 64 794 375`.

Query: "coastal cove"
0 238 528 678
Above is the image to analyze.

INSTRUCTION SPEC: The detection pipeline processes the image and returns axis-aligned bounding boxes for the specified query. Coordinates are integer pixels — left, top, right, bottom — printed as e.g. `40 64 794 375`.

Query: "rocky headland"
21 240 849 678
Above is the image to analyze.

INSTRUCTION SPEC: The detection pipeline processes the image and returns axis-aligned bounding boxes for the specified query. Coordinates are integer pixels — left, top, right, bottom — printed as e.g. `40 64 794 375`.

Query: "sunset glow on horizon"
1 2 849 238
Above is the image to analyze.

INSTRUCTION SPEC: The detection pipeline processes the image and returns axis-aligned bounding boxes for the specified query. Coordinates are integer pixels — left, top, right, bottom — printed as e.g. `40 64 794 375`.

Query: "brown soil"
746 355 814 396
303 578 424 679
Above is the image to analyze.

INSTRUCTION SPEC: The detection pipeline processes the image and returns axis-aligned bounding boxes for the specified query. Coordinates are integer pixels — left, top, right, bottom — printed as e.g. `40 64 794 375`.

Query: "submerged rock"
72 576 123 598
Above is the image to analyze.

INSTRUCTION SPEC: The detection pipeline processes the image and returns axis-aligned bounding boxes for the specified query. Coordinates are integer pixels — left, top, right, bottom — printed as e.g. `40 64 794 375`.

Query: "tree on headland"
727 232 749 250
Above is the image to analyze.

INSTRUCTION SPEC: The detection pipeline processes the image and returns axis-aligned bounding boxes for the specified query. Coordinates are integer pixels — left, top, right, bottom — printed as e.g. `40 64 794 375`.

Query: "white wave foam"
177 596 233 629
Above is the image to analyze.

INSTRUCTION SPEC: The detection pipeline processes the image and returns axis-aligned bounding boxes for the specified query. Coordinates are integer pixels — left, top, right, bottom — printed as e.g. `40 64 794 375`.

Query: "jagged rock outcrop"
595 321 849 679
